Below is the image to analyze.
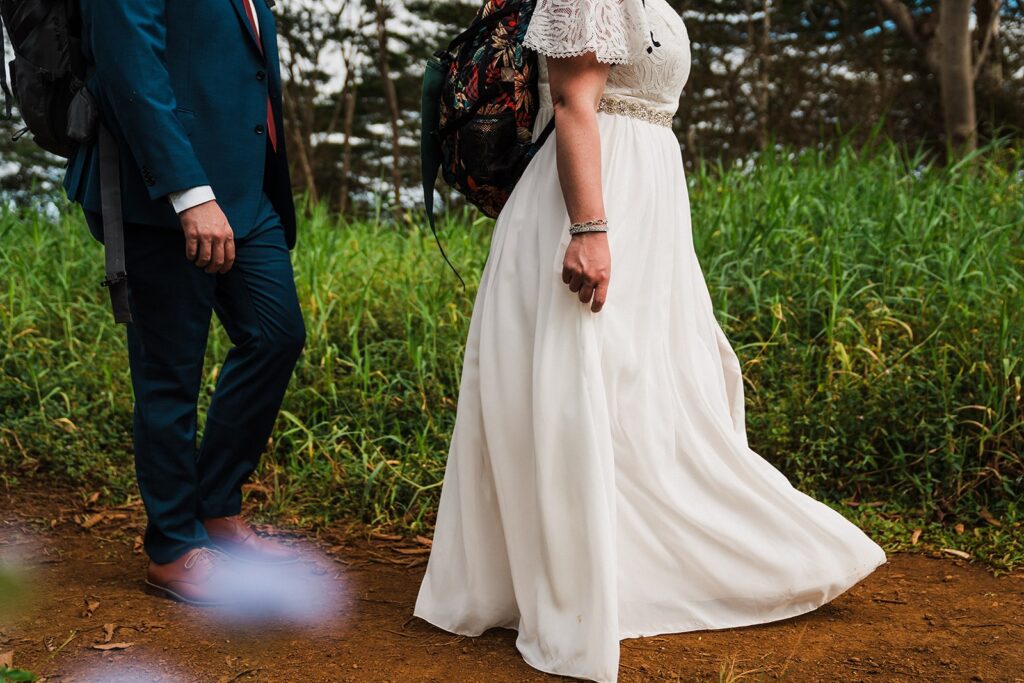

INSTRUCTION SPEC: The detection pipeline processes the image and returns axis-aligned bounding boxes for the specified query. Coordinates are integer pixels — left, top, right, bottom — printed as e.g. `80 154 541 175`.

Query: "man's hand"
180 201 235 274
562 232 611 313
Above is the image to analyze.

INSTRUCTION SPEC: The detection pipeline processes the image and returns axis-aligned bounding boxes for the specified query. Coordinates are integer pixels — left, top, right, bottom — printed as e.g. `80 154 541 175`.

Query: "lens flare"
0 536 35 617
200 547 347 626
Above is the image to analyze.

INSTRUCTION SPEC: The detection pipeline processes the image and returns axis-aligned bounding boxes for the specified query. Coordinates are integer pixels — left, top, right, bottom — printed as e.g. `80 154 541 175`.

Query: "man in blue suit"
64 0 305 604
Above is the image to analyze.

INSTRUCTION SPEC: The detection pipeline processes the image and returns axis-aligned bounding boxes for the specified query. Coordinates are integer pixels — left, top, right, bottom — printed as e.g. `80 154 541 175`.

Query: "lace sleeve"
524 0 651 65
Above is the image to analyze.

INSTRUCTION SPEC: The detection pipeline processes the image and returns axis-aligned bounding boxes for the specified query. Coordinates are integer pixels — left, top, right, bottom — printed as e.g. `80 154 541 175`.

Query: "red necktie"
241 0 279 153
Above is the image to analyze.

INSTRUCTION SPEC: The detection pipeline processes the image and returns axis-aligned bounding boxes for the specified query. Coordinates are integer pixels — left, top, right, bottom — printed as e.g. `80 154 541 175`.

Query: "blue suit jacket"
64 0 296 248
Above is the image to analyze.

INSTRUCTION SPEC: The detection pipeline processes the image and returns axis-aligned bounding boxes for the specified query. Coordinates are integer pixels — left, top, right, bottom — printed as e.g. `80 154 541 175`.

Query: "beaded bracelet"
569 218 609 235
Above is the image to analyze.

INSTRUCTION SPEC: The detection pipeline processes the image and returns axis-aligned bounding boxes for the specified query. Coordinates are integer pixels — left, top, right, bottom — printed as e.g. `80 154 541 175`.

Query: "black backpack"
1 0 129 323
0 0 97 156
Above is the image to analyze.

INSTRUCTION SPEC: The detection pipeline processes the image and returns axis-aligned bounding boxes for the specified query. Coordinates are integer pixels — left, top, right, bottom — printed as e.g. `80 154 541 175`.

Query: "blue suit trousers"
87 195 304 564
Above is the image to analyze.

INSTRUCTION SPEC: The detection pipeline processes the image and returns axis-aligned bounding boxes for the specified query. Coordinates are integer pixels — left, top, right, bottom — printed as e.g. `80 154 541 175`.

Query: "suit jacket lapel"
228 0 266 61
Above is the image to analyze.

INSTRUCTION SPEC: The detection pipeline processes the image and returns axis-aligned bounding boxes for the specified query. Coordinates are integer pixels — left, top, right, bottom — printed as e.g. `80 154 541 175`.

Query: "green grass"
1 141 1022 568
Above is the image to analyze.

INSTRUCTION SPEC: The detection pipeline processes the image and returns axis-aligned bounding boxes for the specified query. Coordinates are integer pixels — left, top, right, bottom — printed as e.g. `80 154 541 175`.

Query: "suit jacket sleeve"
80 0 209 200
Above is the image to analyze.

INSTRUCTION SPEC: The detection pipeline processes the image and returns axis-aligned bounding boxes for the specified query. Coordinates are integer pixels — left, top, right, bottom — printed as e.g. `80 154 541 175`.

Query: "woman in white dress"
414 1 887 681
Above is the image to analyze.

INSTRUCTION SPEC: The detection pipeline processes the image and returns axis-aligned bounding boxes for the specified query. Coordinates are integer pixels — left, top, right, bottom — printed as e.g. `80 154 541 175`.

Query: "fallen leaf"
369 532 402 542
78 512 128 530
393 547 431 556
101 624 116 643
132 536 144 555
79 513 106 530
979 508 1001 527
910 529 922 545
53 417 78 433
85 491 101 506
415 535 433 547
91 642 133 651
954 523 965 535
82 598 100 618
941 548 971 560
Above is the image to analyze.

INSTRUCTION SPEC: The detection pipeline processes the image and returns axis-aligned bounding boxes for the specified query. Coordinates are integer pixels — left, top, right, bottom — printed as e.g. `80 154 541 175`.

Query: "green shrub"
1 142 1021 535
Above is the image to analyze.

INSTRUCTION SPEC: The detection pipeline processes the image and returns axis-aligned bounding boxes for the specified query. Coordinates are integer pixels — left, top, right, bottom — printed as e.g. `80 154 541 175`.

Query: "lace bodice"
525 0 691 116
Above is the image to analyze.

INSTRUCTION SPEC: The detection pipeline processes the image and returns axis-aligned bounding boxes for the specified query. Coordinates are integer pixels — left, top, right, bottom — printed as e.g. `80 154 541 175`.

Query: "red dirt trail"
1 488 1022 682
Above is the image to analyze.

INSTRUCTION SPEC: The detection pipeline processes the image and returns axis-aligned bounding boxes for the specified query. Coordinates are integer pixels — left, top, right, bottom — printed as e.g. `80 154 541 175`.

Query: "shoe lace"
184 547 227 570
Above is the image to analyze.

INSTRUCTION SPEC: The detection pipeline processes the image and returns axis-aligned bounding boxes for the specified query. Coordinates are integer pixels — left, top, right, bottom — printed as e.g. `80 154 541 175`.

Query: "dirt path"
1 489 1022 683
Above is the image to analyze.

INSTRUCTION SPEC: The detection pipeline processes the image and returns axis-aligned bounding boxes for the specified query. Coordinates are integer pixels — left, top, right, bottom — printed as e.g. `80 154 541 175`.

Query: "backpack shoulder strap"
98 125 132 324
446 3 519 52
0 17 12 118
421 56 465 290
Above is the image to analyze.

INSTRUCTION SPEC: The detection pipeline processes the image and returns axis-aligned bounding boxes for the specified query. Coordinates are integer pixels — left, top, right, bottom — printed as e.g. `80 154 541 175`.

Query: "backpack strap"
421 55 465 290
98 125 132 324
446 4 518 52
0 18 12 118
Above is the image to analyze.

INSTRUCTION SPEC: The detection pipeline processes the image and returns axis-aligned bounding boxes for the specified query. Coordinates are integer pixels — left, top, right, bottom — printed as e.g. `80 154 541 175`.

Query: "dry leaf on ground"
78 514 106 530
91 642 133 651
978 508 1001 527
78 512 129 530
81 598 100 618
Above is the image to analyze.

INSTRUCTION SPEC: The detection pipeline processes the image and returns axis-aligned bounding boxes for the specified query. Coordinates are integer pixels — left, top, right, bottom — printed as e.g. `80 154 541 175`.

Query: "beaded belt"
598 97 674 128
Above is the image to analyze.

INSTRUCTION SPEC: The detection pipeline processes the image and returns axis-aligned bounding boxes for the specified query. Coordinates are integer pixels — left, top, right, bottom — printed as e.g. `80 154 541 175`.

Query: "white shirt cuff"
168 186 216 214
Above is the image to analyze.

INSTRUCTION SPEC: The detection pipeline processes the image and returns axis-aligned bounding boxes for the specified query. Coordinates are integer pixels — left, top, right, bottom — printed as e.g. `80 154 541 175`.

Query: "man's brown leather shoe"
146 547 230 606
203 515 298 564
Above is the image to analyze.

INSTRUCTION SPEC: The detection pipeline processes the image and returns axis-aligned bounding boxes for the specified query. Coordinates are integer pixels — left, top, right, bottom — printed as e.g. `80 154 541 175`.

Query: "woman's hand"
563 232 611 313
547 53 613 314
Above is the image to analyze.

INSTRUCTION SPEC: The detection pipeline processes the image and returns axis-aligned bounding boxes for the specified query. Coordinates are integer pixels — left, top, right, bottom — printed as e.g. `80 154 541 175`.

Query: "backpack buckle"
101 271 127 288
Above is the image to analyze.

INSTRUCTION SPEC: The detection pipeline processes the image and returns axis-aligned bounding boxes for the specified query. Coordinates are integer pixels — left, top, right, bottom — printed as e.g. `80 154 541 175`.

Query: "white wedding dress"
415 1 887 681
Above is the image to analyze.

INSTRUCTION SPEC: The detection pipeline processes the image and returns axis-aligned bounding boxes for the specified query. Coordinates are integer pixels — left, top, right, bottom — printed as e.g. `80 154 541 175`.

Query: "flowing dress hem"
414 551 886 674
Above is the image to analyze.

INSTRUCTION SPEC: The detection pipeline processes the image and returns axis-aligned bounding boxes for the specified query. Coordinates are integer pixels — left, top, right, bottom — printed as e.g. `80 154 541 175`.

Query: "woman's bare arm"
547 54 612 313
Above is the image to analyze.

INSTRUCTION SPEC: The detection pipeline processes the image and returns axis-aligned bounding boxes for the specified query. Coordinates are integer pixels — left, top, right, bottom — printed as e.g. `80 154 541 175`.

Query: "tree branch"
973 0 1003 80
876 0 924 51
877 0 943 74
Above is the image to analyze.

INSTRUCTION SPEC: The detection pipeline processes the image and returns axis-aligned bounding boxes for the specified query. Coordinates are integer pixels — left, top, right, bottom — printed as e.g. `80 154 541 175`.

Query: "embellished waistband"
597 98 674 128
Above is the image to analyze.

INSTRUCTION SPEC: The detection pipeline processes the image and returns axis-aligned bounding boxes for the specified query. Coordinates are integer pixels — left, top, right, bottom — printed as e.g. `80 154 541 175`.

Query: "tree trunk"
937 0 977 152
283 78 319 206
744 0 769 149
375 0 403 213
340 72 357 216
757 0 773 150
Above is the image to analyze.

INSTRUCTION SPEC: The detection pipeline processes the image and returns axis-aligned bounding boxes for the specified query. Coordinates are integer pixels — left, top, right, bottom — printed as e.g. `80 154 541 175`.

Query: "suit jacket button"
256 70 266 81
255 124 265 135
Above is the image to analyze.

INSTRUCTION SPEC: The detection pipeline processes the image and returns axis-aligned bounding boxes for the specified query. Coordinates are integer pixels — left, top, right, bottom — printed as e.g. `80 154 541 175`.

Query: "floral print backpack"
422 0 555 238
